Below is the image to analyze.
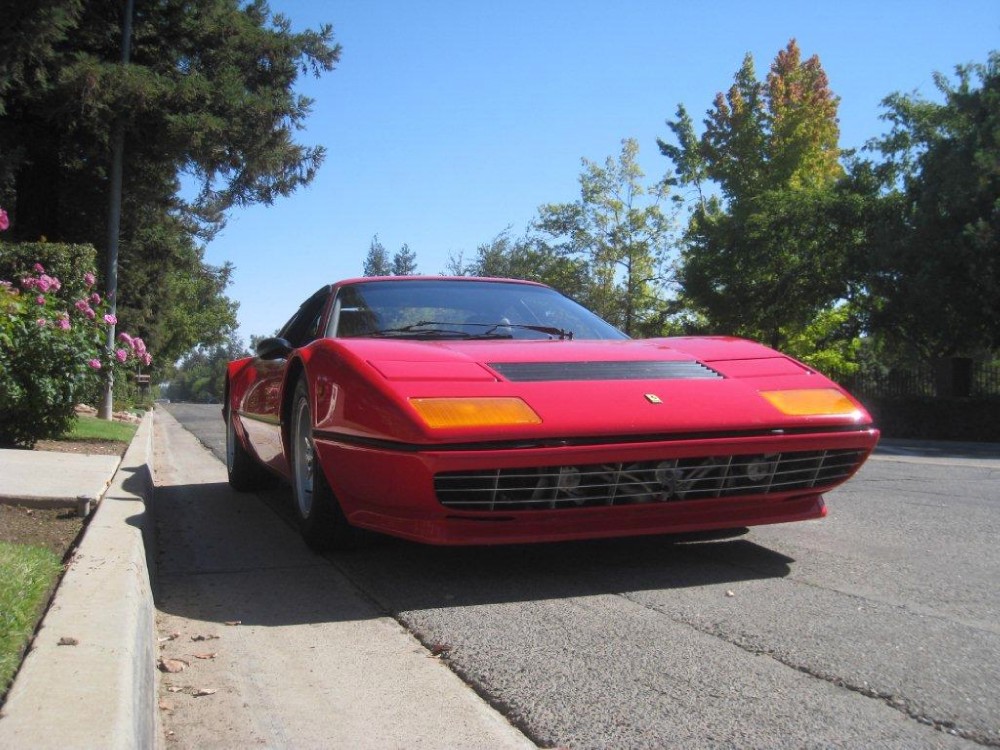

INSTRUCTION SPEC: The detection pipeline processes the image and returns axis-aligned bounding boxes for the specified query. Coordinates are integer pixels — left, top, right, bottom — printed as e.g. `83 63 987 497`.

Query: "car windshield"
330 279 627 341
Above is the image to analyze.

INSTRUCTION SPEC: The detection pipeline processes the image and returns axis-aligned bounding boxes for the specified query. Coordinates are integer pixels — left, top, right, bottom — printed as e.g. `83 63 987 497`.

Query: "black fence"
822 359 1000 442
843 369 935 399
833 359 1000 400
975 362 1000 396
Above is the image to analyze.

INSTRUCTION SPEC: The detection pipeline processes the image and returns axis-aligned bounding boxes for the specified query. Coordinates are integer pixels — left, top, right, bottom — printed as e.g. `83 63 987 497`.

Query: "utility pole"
99 0 135 420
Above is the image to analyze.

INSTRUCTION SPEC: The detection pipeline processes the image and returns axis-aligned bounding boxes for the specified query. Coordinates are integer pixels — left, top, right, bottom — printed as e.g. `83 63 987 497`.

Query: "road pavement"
161 402 1000 749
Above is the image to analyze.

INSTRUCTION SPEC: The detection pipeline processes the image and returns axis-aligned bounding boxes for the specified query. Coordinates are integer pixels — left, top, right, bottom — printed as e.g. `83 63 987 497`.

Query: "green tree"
660 39 859 362
452 229 590 301
391 243 418 275
362 235 391 276
166 332 248 404
861 51 1000 359
0 0 339 367
533 138 675 335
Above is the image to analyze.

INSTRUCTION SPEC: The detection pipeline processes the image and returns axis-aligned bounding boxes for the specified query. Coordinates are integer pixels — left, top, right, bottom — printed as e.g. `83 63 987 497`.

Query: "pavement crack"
615 591 999 748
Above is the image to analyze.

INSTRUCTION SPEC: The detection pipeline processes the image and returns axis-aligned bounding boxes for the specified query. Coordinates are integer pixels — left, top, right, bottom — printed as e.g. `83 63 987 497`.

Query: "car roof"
330 276 548 288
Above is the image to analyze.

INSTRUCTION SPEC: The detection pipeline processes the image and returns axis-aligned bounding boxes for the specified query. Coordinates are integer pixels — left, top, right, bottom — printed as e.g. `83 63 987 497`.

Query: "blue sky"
204 0 999 344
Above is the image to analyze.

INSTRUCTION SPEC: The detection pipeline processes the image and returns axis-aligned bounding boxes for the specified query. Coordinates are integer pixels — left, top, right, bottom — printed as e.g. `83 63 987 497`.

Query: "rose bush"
0 211 150 446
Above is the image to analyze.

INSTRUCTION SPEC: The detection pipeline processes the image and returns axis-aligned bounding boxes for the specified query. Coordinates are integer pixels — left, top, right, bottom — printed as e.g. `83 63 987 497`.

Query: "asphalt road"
162 402 1000 749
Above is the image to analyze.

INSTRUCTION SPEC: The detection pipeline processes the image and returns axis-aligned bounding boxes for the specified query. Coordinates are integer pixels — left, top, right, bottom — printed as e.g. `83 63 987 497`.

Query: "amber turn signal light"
759 388 861 418
410 397 542 429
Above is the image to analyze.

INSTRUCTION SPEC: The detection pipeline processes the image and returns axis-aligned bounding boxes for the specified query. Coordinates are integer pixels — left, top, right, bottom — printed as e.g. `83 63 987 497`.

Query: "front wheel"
289 378 357 552
226 402 273 491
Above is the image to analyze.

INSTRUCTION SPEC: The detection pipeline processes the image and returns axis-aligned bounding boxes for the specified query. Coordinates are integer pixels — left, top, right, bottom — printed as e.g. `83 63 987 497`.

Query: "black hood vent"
488 360 723 382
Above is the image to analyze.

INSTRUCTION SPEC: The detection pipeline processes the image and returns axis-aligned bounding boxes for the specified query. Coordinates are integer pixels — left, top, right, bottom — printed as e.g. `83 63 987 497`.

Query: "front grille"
435 449 867 511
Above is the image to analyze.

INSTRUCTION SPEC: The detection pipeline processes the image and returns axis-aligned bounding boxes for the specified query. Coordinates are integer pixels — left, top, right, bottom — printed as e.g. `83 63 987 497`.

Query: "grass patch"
66 415 137 443
0 540 63 697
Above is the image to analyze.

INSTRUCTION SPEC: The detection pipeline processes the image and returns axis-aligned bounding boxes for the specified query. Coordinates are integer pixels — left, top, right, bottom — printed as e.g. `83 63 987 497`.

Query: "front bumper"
313 427 878 545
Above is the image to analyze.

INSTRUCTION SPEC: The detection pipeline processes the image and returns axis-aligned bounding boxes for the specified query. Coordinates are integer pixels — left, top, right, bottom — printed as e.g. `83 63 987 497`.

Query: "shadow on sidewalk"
152 477 793 628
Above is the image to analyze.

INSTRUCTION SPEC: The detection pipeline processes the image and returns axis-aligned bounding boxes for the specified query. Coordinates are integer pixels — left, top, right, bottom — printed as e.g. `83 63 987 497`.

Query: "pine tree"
362 235 391 276
391 243 418 275
0 0 340 364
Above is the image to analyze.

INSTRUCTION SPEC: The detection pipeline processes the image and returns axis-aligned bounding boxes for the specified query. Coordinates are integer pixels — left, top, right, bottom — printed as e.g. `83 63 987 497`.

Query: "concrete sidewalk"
0 448 121 516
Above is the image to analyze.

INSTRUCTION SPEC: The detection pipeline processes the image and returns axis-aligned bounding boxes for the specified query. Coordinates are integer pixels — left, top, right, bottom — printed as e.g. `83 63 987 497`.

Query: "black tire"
289 378 357 552
225 402 273 491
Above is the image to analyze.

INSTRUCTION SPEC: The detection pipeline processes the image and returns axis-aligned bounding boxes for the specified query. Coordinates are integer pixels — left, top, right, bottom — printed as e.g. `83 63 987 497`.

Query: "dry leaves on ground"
158 657 189 674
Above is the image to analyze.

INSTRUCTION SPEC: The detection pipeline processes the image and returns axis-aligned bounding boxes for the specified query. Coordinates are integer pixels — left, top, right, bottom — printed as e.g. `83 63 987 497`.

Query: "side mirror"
256 336 293 361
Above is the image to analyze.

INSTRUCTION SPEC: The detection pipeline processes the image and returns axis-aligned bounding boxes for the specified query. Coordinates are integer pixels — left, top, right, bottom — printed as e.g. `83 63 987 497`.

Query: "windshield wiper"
370 323 475 339
372 321 573 340
369 321 503 339
496 323 573 340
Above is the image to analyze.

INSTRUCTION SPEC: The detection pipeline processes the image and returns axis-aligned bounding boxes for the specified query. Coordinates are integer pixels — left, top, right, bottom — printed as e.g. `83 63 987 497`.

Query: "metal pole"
99 0 135 420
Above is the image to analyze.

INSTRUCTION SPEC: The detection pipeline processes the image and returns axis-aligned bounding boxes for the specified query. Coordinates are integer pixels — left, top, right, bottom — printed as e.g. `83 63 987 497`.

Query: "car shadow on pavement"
152 479 794 628
328 532 793 614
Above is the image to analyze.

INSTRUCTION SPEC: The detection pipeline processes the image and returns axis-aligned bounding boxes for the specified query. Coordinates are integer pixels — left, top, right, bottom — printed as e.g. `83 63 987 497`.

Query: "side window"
302 306 325 343
280 290 331 348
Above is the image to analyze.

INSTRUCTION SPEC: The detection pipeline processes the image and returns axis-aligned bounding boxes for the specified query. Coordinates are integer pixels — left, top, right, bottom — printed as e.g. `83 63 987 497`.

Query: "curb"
0 411 157 750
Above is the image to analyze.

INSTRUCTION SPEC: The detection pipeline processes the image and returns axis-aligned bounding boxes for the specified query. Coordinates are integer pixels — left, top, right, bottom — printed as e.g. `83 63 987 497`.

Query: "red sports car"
225 277 878 550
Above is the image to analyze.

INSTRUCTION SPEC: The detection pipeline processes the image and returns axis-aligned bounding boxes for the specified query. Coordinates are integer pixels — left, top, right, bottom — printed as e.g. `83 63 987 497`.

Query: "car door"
240 288 332 472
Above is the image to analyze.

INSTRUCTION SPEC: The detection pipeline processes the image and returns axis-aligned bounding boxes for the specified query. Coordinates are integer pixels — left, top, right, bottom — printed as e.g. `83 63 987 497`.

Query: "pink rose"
75 299 97 319
89 293 101 305
36 318 47 327
33 263 44 274
36 295 45 305
117 332 134 347
104 314 117 325
58 318 71 331
0 208 10 231
115 348 128 363
84 272 96 287
87 359 101 370
141 353 153 367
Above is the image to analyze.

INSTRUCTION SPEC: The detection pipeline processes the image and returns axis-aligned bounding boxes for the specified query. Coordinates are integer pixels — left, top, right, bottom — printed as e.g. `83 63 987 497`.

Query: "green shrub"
0 242 151 447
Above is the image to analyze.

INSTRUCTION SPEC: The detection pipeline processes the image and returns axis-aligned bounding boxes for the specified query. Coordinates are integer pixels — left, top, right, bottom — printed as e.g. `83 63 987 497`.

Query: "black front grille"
435 449 867 511
488 360 722 382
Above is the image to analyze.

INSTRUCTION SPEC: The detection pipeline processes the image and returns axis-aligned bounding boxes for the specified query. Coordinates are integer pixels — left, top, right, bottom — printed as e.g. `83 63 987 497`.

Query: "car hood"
320 336 874 442
340 335 781 367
